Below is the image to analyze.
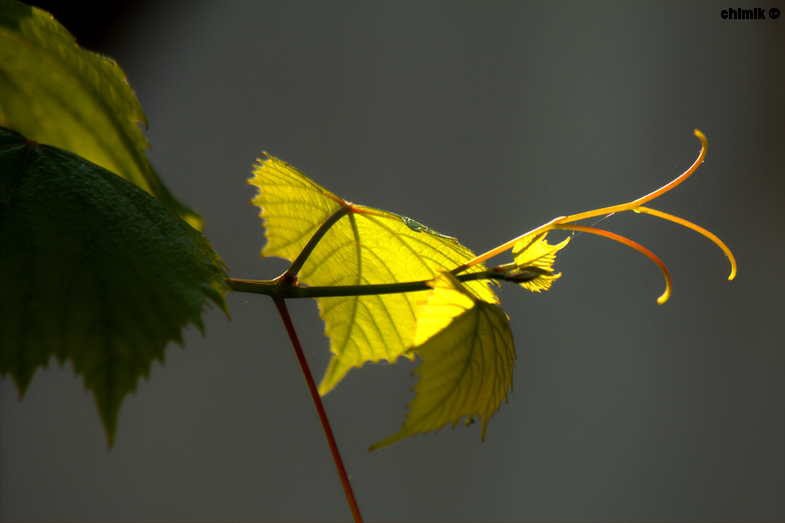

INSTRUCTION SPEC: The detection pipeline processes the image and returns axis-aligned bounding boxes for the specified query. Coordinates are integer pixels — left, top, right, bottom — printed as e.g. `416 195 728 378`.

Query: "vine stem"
229 269 537 298
452 129 714 276
271 292 363 523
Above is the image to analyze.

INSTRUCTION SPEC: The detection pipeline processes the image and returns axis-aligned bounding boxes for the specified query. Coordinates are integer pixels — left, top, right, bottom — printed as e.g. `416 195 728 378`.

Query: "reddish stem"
271 293 363 523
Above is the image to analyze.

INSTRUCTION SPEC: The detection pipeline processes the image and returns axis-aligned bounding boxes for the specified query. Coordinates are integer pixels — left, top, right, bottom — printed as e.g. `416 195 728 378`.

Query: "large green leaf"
0 127 229 445
249 154 498 395
370 272 515 450
0 0 202 229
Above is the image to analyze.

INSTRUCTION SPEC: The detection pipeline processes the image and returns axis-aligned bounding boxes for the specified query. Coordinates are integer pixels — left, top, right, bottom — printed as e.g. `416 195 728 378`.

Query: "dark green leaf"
0 0 203 229
0 127 229 445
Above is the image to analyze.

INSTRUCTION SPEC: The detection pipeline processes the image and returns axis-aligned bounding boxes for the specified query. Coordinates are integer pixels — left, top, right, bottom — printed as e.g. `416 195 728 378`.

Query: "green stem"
271 292 363 523
229 269 538 298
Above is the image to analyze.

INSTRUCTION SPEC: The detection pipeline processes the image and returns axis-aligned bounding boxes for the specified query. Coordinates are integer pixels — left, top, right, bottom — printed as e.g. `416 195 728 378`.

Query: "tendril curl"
455 129 737 304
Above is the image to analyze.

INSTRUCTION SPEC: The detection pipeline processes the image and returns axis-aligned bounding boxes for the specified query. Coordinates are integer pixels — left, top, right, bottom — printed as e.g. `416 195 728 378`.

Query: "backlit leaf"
369 272 515 450
249 154 498 395
0 128 230 445
0 0 202 229
511 232 570 292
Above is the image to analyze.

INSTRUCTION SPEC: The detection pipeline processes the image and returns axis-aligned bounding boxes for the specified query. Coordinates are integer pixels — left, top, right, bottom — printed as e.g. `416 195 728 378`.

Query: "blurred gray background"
2 1 784 521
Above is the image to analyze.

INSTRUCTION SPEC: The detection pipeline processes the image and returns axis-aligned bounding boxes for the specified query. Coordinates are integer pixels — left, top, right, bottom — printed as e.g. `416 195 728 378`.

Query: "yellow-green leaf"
249 154 498 395
512 232 570 292
0 0 202 229
370 272 515 450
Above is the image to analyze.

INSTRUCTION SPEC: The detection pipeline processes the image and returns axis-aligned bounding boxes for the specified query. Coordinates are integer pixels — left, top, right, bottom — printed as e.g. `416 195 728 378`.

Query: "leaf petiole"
284 204 352 281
